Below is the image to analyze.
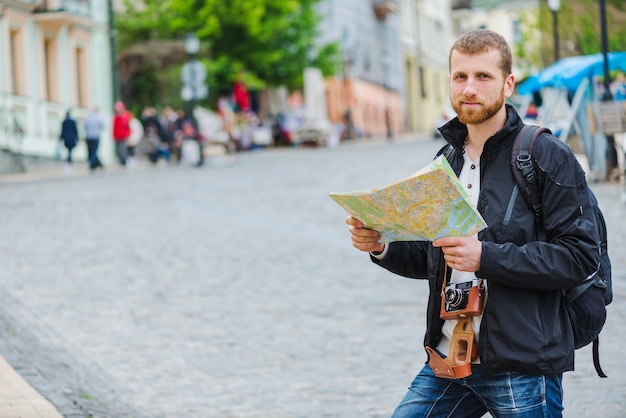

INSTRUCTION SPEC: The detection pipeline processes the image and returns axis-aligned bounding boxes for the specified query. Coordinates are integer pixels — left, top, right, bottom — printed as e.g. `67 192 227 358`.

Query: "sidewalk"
0 161 100 418
0 357 62 418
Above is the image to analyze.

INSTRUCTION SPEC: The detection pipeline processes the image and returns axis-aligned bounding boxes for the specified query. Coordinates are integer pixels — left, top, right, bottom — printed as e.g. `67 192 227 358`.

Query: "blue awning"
517 52 626 95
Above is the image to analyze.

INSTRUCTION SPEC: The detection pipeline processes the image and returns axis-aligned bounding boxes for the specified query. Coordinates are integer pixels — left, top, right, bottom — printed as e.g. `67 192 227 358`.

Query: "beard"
452 94 505 125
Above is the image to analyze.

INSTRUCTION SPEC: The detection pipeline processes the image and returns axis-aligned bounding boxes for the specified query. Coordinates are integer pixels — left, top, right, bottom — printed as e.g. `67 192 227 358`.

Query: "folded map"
329 155 487 243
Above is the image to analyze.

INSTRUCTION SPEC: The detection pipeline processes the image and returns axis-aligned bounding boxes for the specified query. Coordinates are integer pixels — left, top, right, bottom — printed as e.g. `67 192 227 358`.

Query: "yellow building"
0 0 115 166
401 0 452 135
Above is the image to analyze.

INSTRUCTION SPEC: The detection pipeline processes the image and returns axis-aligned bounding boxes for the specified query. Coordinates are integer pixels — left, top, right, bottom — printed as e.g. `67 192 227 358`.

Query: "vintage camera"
440 279 484 320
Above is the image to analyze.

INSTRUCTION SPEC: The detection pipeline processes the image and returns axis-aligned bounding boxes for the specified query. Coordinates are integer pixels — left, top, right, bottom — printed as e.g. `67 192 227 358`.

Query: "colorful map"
329 155 487 243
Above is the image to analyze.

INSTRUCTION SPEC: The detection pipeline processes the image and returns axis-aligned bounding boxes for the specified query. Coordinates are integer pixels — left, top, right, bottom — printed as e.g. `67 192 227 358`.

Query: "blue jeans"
391 364 563 418
115 141 127 165
86 138 102 169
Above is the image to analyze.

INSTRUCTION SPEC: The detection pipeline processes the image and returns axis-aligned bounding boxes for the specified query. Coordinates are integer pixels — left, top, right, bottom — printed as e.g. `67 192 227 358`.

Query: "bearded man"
345 29 600 418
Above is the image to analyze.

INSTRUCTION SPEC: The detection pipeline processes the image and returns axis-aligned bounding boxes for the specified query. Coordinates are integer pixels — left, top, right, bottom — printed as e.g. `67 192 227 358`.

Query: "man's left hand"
433 236 482 272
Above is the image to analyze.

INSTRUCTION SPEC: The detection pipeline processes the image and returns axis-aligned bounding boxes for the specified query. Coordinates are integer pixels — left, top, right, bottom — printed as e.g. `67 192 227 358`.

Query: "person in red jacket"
232 71 251 114
112 101 131 165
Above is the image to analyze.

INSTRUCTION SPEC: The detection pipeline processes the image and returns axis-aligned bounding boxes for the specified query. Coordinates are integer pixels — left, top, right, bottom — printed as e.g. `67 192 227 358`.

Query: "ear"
504 74 515 98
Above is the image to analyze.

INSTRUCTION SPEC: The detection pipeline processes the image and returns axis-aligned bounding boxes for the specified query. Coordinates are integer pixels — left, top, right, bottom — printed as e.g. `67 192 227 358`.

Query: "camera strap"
426 266 481 379
426 318 477 379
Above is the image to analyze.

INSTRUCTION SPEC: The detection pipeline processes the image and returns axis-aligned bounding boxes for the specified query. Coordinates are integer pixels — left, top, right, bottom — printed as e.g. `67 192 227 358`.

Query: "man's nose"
463 79 479 96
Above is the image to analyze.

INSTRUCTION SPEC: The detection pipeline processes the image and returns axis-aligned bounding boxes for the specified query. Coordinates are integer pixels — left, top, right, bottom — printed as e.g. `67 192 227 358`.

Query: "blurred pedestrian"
159 106 177 160
59 110 79 172
611 71 626 101
385 107 393 141
171 108 193 161
602 72 626 182
142 107 170 164
343 109 355 139
217 95 235 133
142 107 161 139
112 101 131 166
174 108 192 131
181 120 205 167
524 101 539 120
127 112 144 168
233 71 251 114
83 107 105 171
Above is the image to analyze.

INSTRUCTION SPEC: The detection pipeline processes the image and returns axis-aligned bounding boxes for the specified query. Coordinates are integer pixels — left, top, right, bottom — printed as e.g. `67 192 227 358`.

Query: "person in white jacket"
127 114 144 168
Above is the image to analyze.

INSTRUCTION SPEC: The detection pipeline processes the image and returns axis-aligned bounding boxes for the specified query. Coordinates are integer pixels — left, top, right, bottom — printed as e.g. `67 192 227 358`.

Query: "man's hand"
346 216 385 254
433 236 482 272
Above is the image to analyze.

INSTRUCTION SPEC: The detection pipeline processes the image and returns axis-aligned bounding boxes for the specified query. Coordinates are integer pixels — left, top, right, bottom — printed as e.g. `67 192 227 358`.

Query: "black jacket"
373 105 600 375
60 117 78 149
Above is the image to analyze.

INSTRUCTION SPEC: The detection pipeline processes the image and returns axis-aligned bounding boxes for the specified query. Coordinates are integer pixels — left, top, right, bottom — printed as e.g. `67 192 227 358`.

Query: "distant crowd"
59 103 215 172
57 70 291 172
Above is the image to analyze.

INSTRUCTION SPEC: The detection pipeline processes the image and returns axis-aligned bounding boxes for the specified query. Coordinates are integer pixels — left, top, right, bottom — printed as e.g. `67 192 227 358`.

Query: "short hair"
449 29 512 77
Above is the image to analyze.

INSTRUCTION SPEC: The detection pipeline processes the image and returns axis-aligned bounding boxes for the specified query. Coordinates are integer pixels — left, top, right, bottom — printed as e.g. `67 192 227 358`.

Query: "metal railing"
34 0 91 16
0 104 26 173
594 100 626 136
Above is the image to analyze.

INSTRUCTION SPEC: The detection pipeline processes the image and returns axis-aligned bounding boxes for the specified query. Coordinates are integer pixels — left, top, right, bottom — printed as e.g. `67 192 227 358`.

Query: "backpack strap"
512 125 608 378
511 125 551 217
593 338 608 378
565 279 595 303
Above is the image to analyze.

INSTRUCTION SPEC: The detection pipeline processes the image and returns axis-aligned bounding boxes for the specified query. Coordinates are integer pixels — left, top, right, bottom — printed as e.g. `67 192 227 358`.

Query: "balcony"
33 0 92 28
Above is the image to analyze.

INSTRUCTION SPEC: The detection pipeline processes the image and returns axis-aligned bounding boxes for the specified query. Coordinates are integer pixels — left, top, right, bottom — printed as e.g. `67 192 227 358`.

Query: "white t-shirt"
371 152 486 360
436 151 486 361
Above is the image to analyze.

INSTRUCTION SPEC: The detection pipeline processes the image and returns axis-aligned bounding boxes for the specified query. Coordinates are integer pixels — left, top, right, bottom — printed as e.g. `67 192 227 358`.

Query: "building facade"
314 0 540 138
316 0 404 138
451 0 541 80
401 0 453 134
0 0 114 165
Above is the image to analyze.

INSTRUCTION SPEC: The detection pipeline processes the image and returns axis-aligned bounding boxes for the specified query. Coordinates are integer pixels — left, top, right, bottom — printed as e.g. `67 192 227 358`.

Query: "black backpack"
512 124 613 378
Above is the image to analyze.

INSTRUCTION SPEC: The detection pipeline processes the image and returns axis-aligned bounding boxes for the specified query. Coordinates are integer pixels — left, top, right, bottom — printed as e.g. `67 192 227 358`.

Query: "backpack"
512 124 613 378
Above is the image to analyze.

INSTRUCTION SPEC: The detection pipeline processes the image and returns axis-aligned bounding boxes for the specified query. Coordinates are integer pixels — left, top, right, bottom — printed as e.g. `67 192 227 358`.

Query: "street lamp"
184 32 200 56
182 32 206 126
107 0 120 102
547 0 560 63
599 0 612 101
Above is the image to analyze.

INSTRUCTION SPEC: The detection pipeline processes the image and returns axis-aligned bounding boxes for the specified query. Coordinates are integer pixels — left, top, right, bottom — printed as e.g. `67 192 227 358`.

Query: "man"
59 110 78 172
84 107 105 171
346 29 600 417
112 101 131 166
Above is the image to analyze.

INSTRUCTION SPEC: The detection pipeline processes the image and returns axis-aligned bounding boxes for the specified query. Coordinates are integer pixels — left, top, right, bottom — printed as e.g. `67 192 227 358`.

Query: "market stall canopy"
518 52 626 95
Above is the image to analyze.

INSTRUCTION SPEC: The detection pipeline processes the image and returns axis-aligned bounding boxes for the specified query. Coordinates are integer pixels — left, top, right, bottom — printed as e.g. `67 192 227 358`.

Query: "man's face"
449 49 514 125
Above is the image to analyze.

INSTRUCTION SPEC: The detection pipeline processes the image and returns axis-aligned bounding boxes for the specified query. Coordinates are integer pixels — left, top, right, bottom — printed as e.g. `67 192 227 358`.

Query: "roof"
458 0 534 9
518 52 626 94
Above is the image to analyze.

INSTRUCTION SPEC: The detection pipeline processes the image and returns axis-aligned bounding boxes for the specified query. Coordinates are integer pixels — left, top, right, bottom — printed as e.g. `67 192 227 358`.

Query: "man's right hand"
346 216 385 254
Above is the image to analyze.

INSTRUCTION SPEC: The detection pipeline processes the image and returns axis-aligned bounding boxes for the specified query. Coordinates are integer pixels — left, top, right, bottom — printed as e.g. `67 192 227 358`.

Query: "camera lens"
445 287 466 309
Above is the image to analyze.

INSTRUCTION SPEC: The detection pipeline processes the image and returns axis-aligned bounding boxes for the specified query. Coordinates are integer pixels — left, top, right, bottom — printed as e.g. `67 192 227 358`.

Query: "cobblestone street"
0 134 624 417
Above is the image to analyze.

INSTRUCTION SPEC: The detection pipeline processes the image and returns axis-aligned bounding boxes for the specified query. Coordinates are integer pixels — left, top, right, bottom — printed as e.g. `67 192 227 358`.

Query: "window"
419 66 427 99
43 37 58 101
512 19 522 44
9 29 24 95
75 46 87 106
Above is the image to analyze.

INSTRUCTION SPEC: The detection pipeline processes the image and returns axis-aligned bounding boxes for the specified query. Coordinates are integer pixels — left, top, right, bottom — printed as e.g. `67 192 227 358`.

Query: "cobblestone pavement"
0 134 624 418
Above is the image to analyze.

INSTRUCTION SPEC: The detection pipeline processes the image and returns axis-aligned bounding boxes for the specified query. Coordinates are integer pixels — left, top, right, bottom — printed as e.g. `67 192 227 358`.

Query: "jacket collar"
438 104 524 155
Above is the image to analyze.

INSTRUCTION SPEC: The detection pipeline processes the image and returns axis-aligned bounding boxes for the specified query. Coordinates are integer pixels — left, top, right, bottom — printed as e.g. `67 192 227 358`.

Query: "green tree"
127 60 160 115
535 0 626 64
116 0 177 52
116 0 339 108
